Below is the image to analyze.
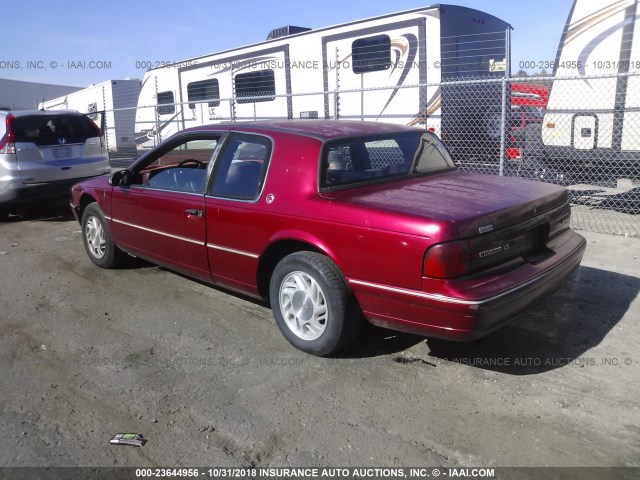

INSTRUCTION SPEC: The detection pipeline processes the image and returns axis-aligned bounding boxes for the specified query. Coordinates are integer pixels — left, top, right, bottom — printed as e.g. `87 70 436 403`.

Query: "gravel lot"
0 203 638 469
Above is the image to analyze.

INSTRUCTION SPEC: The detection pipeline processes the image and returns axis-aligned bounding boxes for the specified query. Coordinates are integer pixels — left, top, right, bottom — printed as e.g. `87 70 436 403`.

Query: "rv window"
187 79 221 108
234 69 276 104
157 91 175 115
352 35 391 74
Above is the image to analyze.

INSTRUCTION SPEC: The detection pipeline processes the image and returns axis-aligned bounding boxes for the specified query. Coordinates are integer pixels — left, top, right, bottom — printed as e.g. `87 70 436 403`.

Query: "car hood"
73 173 111 190
329 171 568 238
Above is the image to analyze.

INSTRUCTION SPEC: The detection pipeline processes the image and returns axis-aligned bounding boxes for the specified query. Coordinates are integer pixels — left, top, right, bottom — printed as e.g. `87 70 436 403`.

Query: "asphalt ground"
0 203 638 471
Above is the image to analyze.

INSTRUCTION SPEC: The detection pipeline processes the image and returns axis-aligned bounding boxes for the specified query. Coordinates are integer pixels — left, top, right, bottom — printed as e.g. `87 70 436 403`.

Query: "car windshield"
322 132 455 189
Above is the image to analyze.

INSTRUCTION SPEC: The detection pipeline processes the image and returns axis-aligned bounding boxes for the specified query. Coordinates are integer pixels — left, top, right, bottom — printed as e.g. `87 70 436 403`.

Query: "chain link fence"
68 68 640 238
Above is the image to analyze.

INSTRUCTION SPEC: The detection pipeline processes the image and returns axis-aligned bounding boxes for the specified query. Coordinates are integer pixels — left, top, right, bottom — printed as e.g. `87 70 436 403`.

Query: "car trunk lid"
331 171 570 274
332 171 567 238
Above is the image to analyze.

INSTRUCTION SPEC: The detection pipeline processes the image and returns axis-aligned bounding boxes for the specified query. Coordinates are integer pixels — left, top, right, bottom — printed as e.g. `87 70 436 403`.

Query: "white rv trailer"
135 5 511 159
40 79 141 155
542 0 639 168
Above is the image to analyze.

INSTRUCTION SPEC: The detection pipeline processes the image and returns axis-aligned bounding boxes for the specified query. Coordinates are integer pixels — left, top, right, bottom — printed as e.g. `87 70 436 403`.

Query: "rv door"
180 77 224 127
232 50 291 121
324 24 423 123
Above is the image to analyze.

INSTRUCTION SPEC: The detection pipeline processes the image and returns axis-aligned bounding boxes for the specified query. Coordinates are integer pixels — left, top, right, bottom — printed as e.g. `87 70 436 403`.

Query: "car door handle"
185 208 203 217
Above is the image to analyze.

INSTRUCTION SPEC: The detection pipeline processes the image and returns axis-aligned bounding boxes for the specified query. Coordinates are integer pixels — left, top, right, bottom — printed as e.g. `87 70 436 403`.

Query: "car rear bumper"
0 176 104 210
348 229 586 341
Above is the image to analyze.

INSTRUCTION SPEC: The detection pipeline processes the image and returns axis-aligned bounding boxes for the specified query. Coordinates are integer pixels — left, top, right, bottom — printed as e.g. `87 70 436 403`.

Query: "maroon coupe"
71 120 586 356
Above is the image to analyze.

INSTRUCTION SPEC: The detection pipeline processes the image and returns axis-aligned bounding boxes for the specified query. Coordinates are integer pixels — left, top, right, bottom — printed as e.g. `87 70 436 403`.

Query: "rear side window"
209 134 272 200
12 114 98 146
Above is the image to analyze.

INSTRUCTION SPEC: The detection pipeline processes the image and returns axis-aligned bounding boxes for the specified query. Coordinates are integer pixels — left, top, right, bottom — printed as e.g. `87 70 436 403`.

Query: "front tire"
269 252 361 356
81 203 125 268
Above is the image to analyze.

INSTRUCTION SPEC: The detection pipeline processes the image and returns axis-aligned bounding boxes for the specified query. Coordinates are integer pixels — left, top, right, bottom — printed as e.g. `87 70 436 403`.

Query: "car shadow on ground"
157 263 637 369
422 265 639 375
338 323 426 358
1 202 75 223
336 265 638 374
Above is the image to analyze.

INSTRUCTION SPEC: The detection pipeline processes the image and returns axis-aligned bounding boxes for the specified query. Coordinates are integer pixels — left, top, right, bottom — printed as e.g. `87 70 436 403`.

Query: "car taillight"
506 147 521 159
424 240 471 279
86 117 104 146
0 114 16 154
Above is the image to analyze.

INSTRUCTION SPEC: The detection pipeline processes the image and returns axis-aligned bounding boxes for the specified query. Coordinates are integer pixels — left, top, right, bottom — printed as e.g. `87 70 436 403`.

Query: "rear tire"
269 252 362 356
0 210 8 222
81 203 125 268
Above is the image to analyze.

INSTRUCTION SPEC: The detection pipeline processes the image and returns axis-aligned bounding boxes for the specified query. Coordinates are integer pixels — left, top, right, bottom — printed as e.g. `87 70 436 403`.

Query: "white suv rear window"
13 115 97 146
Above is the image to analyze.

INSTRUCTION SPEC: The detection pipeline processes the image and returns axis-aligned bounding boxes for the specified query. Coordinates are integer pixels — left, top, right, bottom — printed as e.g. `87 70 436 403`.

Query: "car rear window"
12 114 97 146
322 132 456 189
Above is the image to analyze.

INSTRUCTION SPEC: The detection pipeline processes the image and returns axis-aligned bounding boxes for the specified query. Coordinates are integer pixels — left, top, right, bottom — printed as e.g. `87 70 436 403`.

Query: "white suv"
0 110 111 219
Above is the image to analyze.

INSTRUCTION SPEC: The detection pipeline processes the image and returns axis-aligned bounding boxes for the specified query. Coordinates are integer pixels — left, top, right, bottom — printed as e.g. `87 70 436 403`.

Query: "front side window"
209 134 272 200
157 91 175 115
234 70 276 103
322 132 455 190
133 137 218 193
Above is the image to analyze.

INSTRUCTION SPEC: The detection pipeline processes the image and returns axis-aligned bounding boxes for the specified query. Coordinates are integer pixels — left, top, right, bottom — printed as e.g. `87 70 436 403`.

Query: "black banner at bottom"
0 467 636 480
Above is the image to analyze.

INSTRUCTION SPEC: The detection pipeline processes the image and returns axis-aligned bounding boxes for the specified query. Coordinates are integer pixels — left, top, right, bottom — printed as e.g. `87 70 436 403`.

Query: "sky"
2 0 573 87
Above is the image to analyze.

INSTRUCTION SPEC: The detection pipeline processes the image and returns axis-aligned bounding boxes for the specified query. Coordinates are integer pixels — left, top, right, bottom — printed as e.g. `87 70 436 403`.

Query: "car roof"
185 120 424 141
0 109 85 118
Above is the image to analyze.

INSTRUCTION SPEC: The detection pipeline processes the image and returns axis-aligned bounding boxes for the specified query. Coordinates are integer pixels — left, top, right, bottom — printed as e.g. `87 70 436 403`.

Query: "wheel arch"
78 193 98 221
256 233 343 300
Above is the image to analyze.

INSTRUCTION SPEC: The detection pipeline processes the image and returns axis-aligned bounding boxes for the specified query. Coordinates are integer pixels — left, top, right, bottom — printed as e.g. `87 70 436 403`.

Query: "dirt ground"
0 204 638 469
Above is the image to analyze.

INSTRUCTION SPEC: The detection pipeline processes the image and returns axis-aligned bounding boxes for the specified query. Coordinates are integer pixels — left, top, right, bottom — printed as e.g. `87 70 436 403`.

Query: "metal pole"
154 76 160 147
229 63 236 122
361 74 364 121
498 28 511 176
102 85 110 153
334 48 340 120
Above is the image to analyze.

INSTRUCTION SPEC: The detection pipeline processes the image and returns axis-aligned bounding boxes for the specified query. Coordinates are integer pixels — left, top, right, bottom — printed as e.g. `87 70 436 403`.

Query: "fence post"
102 85 110 153
360 74 364 121
153 76 160 147
334 48 340 120
229 62 236 122
498 27 511 176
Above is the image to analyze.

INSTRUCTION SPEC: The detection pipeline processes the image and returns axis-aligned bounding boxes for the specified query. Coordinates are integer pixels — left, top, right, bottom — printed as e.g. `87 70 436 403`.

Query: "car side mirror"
121 170 134 187
109 170 133 187
109 170 123 186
